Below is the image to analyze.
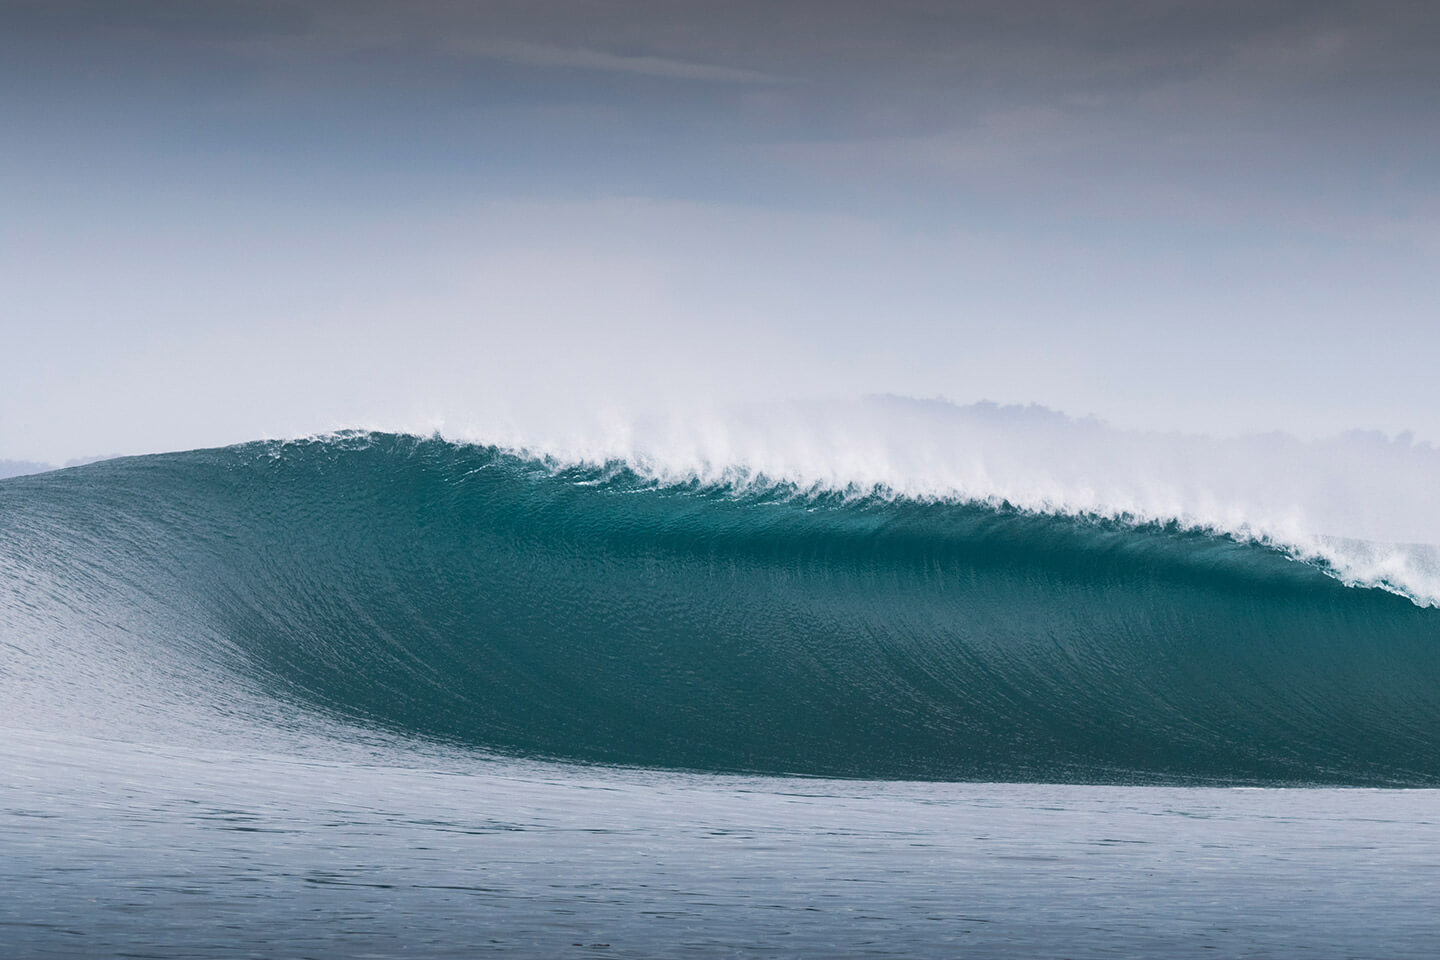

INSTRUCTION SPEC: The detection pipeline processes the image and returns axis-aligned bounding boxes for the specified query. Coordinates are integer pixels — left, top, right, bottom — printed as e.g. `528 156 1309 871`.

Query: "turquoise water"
3 434 1439 956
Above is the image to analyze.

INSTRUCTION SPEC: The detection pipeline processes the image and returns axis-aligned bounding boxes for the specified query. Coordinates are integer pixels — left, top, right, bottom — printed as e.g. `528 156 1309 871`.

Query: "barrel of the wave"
2 433 1438 784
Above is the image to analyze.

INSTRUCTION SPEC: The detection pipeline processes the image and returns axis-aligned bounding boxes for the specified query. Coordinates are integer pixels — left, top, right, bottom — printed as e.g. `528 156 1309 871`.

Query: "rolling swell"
3 432 1439 784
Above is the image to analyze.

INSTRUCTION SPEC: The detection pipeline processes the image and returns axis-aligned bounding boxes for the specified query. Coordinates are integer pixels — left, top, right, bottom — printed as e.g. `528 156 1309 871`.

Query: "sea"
3 428 1438 958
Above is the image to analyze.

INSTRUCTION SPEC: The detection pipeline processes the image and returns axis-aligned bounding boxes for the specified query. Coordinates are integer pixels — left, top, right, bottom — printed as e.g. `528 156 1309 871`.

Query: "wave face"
3 432 1440 784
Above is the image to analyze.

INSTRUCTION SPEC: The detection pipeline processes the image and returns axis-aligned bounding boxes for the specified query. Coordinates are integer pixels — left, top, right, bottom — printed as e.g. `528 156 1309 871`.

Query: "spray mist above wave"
421 396 1440 606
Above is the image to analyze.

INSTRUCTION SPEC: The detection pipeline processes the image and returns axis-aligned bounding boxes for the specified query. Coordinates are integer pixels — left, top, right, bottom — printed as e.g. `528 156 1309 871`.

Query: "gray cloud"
3 1 1438 463
439 39 797 85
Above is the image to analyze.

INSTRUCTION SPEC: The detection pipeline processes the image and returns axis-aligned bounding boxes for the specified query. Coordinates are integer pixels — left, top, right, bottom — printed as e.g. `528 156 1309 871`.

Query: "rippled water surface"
5 729 1438 959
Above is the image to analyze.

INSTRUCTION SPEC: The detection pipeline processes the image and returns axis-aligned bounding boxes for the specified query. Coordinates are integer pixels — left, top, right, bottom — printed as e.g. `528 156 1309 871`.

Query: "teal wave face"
4 433 1439 783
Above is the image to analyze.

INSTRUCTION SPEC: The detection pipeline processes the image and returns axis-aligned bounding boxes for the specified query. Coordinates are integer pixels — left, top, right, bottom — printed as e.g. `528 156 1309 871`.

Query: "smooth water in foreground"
4 727 1438 959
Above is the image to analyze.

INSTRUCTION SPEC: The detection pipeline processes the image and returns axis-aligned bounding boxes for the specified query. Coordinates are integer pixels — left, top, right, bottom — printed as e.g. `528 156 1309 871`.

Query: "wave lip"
3 431 1440 784
452 397 1440 606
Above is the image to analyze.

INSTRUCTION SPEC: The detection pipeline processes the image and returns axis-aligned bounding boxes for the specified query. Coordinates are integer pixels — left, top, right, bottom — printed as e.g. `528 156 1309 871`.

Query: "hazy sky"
4 1 1439 463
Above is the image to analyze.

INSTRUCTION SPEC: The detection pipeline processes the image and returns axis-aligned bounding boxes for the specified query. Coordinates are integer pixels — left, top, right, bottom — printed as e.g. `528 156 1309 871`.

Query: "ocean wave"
4 431 1440 784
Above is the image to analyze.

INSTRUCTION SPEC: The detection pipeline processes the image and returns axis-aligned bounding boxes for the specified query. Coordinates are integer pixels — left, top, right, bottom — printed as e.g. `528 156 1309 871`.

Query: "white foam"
387 396 1440 606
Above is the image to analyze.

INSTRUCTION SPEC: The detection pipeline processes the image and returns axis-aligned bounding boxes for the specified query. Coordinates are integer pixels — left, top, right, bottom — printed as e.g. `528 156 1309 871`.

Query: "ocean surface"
3 432 1439 957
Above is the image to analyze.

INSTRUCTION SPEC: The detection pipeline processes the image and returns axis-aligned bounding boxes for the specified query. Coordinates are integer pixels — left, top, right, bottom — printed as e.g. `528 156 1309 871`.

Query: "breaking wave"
3 423 1439 784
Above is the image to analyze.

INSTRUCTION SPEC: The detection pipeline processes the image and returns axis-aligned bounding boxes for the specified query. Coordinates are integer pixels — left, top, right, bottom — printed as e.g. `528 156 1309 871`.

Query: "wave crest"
386 397 1440 605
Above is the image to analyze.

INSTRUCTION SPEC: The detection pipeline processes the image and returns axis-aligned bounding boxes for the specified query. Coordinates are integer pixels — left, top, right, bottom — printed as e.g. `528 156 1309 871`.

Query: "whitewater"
3 398 1440 957
444 397 1440 603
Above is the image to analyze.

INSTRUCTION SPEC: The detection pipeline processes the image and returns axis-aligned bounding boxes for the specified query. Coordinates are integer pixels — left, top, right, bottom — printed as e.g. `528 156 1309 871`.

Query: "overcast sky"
3 1 1438 464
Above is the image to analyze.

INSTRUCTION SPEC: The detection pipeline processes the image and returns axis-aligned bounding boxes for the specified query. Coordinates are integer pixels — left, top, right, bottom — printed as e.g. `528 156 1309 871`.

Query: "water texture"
4 433 1437 784
3 434 1439 957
